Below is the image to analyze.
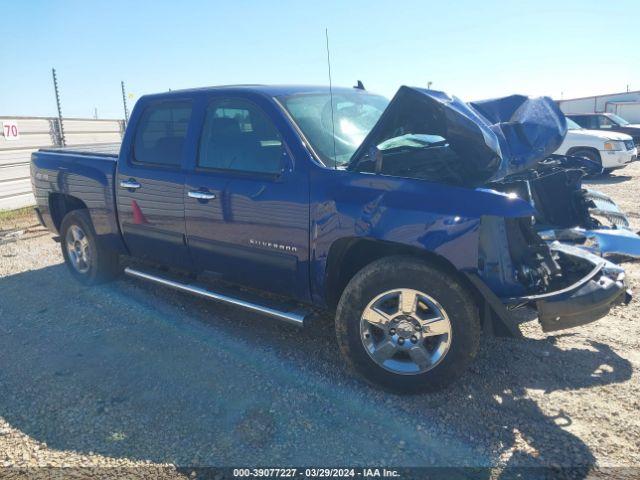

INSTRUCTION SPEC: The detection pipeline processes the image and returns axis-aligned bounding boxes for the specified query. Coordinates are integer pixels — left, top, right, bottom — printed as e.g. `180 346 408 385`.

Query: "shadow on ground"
584 173 632 185
0 264 632 476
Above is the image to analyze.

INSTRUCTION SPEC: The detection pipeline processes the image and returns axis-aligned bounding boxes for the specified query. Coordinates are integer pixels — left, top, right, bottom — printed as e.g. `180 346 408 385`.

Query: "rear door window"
133 101 193 166
198 99 284 174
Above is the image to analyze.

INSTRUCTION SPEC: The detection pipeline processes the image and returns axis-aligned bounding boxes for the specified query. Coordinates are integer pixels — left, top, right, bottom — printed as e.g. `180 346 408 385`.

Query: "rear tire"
60 209 121 285
335 256 480 393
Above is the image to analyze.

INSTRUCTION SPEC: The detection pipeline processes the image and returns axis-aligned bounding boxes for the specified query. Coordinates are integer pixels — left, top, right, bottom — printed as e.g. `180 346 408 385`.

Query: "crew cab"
567 112 640 146
554 117 637 171
31 85 631 393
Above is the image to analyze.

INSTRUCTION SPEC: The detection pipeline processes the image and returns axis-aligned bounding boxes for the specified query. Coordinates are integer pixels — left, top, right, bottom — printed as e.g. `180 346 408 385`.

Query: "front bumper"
471 243 632 335
599 147 637 169
517 243 631 332
536 266 630 332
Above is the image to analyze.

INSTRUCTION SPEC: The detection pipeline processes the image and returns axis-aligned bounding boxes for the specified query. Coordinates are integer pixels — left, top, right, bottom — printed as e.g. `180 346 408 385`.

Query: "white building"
558 90 640 123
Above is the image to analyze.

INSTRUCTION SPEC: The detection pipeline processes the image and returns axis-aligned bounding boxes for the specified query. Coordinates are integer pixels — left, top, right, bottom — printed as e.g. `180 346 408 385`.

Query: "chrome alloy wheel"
360 288 452 375
65 225 91 274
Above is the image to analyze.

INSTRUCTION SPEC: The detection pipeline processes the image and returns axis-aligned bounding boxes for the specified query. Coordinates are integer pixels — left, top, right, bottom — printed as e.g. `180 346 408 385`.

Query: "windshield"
608 113 630 126
280 91 389 166
566 118 583 130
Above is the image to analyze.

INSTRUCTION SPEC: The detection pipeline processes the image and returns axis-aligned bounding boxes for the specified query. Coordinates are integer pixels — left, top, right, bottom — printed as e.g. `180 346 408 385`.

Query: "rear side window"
133 101 193 166
198 99 283 174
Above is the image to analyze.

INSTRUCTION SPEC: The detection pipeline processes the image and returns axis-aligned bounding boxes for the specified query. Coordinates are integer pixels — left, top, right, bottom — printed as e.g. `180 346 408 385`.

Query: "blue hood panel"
470 94 568 180
349 86 567 185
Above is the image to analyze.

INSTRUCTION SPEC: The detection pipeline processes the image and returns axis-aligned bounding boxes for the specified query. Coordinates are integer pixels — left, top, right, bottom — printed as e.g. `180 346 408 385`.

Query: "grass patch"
0 206 37 231
0 206 34 222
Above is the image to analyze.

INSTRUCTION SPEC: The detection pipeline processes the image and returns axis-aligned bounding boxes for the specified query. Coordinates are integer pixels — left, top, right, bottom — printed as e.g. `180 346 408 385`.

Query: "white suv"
554 117 637 171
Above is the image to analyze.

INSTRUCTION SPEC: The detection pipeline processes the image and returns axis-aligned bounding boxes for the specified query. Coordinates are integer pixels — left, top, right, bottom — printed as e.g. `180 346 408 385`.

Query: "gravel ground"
1 164 639 477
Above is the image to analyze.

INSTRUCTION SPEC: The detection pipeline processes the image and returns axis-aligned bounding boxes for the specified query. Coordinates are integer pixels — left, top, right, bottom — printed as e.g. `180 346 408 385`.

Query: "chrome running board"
124 267 308 327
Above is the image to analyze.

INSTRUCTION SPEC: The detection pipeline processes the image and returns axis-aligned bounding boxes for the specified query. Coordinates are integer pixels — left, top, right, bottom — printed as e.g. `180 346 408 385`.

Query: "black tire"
335 256 480 394
60 209 121 285
571 148 604 176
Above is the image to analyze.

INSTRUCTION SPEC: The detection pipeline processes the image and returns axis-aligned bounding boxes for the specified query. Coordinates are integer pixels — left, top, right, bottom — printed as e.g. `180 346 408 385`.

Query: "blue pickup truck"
31 85 631 392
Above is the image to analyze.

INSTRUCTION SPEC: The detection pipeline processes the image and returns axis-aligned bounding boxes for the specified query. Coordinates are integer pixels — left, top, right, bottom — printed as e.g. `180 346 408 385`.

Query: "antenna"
325 28 338 169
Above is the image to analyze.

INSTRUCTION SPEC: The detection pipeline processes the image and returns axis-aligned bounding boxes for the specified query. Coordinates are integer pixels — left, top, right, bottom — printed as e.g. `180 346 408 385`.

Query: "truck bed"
38 142 121 158
31 143 124 253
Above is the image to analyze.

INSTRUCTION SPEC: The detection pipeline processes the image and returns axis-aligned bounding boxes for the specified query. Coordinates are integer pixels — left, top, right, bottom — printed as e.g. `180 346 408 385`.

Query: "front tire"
60 209 121 285
335 256 480 393
571 148 603 175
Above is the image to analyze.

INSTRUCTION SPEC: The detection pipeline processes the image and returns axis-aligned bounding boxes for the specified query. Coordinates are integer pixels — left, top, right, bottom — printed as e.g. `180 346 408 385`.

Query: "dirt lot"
1 164 640 477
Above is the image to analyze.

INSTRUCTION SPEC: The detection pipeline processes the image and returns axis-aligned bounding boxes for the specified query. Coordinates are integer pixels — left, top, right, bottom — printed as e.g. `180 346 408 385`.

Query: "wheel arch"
324 237 481 310
566 146 601 161
49 193 89 233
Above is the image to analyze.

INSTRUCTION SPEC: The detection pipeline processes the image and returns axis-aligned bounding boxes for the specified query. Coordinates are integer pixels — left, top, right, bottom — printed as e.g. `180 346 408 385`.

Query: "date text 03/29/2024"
232 468 401 478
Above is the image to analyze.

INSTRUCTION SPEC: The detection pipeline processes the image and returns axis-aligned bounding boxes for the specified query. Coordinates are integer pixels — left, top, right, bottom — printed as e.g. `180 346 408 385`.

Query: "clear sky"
2 0 639 119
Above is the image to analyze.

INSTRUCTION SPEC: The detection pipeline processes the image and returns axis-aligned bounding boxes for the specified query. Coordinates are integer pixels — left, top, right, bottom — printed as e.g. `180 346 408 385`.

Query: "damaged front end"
475 215 630 332
539 188 640 259
474 156 636 332
492 155 640 260
348 86 633 333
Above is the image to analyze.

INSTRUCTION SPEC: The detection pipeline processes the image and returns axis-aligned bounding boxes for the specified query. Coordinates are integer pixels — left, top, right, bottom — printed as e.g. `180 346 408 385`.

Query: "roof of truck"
141 84 375 99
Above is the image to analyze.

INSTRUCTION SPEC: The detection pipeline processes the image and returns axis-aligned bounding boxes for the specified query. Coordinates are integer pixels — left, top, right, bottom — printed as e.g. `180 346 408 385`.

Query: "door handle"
120 179 141 190
188 190 216 200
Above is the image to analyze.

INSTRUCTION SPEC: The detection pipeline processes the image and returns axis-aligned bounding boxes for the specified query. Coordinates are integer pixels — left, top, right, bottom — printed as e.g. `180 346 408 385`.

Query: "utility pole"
121 81 130 126
52 68 66 146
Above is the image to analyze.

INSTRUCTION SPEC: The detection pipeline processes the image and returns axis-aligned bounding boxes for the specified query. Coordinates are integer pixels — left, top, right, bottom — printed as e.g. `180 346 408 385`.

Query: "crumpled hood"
349 86 568 185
